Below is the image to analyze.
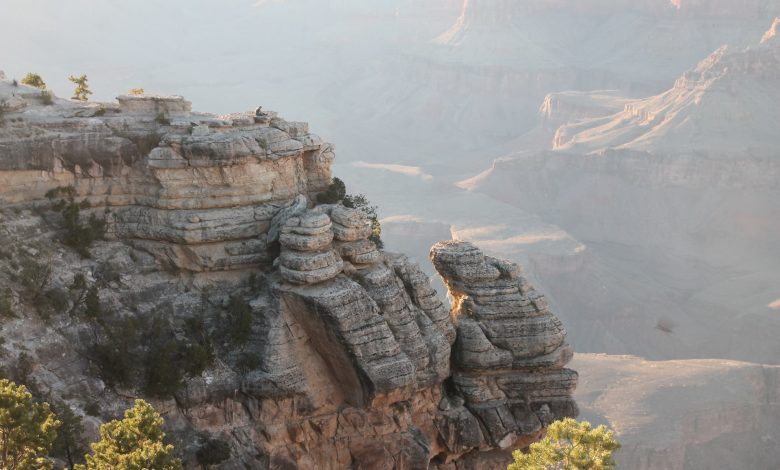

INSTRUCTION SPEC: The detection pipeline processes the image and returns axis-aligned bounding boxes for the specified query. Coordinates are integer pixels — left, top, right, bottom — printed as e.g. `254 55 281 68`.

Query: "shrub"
196 437 231 466
143 319 185 397
236 352 261 373
50 401 87 470
155 112 171 125
40 90 54 106
68 74 92 101
88 312 214 398
317 177 346 204
82 286 102 320
83 401 100 417
21 73 46 90
343 193 384 249
0 288 14 318
318 178 384 248
128 88 144 96
225 296 253 347
45 189 106 258
94 106 105 116
18 257 53 306
87 316 143 388
508 418 620 470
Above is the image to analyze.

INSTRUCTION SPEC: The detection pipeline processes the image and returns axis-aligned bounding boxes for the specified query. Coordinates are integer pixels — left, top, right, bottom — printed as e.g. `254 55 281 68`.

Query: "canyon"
2 0 780 468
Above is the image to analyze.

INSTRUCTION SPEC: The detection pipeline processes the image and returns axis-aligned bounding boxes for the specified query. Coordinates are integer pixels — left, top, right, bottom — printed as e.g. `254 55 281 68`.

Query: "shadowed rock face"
431 240 579 448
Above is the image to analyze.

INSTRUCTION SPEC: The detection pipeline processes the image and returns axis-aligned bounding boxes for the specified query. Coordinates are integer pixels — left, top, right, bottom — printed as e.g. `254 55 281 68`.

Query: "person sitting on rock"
255 105 267 117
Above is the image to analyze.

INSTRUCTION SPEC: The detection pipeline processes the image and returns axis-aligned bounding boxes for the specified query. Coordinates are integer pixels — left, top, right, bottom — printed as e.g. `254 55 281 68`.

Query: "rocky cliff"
0 79 577 468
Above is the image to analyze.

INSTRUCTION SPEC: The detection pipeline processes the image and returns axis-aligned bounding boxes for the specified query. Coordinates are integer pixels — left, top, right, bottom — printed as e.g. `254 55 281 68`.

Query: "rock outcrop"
0 79 578 469
431 240 578 448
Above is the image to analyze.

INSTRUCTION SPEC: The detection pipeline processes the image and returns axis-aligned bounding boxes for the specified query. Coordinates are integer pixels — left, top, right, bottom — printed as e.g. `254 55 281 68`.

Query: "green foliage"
10 353 40 398
68 75 92 101
83 287 102 320
343 193 384 249
236 352 261 373
18 257 53 308
154 113 170 125
40 91 54 106
76 399 182 470
316 177 347 204
508 418 620 470
88 312 213 398
45 186 76 200
0 378 60 470
196 437 230 466
87 315 142 388
44 188 106 258
0 288 15 318
128 88 144 96
21 73 46 90
50 402 87 470
317 177 384 248
83 402 100 418
94 106 106 117
225 296 253 347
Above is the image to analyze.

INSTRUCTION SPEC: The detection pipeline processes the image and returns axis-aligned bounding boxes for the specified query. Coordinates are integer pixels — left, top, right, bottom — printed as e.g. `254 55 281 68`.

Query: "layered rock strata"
278 210 343 284
0 80 578 468
0 84 334 272
431 240 579 448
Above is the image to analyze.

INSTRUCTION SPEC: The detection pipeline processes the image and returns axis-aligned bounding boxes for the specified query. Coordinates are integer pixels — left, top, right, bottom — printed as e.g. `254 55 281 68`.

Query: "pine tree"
50 402 87 470
508 418 620 470
68 75 92 101
76 399 181 470
0 379 60 470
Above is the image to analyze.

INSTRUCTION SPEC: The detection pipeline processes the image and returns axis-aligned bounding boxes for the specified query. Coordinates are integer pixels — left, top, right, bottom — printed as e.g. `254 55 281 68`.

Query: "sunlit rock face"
554 24 780 155
431 240 578 448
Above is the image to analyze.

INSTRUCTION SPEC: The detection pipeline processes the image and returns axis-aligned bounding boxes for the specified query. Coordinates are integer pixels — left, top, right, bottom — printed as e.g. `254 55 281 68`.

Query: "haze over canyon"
1 0 779 468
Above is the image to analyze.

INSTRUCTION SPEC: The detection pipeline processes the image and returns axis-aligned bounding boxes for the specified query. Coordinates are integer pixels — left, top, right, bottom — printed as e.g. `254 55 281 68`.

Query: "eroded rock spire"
431 240 578 448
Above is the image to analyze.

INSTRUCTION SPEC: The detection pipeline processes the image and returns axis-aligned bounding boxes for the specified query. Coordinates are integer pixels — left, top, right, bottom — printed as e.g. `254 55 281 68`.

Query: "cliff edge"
0 80 577 468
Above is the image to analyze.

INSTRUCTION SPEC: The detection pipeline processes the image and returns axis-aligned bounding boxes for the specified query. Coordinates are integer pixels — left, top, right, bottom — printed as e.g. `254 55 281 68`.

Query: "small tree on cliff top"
68 75 92 101
508 418 620 470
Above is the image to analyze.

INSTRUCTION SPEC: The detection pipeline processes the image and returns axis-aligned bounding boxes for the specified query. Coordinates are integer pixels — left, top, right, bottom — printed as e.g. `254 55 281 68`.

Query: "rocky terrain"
0 80 578 468
573 354 780 470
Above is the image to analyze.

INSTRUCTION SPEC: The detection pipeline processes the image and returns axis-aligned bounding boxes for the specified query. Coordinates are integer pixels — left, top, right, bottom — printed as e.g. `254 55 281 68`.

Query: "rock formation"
0 78 577 468
431 241 578 448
